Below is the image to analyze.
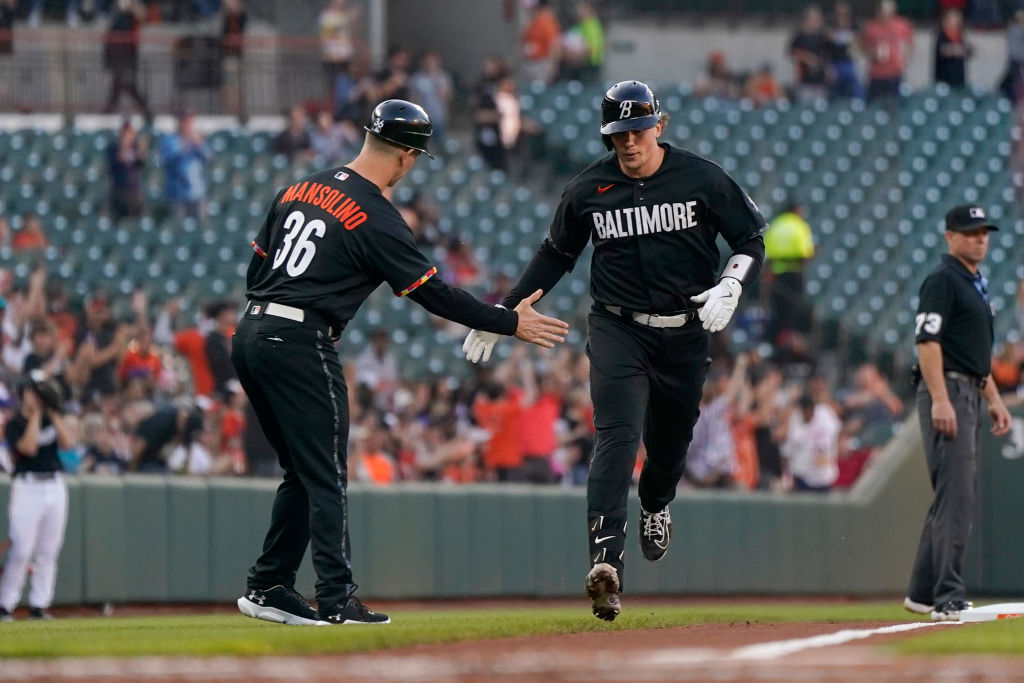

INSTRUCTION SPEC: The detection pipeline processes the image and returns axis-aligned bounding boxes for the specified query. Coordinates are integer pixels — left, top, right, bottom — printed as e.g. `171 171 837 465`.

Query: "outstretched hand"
513 289 569 349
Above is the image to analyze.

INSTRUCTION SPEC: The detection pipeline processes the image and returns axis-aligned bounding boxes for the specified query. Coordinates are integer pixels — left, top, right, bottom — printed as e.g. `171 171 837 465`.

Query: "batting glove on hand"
462 328 500 363
689 277 742 333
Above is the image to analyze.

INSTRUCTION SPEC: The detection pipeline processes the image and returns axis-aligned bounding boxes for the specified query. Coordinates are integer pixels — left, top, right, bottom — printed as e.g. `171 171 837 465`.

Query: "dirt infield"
1 601 1020 682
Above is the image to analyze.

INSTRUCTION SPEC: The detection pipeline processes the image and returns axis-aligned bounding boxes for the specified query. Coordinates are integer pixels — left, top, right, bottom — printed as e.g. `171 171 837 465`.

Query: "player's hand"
690 277 742 333
931 398 957 438
462 328 500 364
512 289 569 349
989 401 1011 436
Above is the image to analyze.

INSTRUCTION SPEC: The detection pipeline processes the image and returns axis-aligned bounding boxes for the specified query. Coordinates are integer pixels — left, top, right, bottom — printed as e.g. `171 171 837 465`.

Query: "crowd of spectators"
2 1 1024 493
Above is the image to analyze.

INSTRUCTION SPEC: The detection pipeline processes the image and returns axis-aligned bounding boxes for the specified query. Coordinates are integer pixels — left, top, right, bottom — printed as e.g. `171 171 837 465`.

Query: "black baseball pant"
907 375 982 608
585 306 710 581
231 311 354 613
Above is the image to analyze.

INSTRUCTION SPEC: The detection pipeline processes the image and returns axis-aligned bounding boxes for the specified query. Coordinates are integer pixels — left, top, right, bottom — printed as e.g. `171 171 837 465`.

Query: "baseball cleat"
319 597 390 625
585 562 621 622
0 606 13 623
639 505 672 562
931 600 973 622
237 585 327 626
903 597 933 615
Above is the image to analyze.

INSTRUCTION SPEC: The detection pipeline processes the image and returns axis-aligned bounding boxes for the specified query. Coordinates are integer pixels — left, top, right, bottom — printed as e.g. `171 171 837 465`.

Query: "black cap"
944 204 999 232
364 99 435 159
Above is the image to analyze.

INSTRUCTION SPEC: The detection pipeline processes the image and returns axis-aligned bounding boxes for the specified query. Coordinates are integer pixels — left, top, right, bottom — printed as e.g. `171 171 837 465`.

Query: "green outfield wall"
1 407 1022 605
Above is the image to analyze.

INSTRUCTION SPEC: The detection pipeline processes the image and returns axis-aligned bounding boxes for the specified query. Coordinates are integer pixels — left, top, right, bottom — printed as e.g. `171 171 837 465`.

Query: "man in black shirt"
0 372 72 622
905 204 1010 622
463 80 766 620
233 99 568 626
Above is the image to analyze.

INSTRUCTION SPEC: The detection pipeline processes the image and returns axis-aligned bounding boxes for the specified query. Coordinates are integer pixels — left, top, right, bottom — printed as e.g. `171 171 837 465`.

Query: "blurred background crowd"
0 0 1023 493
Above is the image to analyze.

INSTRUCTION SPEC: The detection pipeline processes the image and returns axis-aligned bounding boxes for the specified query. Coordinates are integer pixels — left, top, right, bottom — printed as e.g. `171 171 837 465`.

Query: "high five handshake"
463 289 568 363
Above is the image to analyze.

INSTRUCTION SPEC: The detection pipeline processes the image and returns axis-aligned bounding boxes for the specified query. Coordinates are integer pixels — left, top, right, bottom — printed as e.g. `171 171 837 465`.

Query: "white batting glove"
689 277 742 333
462 329 500 363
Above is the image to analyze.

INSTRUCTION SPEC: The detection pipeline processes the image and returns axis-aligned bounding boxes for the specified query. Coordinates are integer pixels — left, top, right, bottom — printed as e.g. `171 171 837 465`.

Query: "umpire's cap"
364 99 435 159
944 204 999 232
600 80 662 136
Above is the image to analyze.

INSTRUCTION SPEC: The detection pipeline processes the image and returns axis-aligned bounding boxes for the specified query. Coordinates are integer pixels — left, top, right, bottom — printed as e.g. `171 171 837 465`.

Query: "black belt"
601 303 696 328
945 370 986 389
15 471 58 480
245 301 339 338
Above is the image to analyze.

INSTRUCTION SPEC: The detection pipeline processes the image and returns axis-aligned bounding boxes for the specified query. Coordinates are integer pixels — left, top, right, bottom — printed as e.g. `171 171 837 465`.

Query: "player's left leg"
636 326 710 561
26 477 68 617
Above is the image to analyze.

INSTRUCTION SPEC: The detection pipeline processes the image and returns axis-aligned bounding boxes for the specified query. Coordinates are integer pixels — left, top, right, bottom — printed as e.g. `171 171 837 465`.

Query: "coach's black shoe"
320 596 390 625
27 607 54 620
931 600 974 622
639 505 672 562
584 562 621 622
237 585 325 626
0 607 13 623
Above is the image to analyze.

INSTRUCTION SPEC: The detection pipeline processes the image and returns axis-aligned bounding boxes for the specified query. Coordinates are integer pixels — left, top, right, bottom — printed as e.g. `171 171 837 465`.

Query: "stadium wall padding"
1 408 1022 605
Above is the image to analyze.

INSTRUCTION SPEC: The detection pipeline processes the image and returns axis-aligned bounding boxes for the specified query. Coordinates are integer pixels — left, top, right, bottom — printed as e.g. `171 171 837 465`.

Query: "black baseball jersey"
246 167 517 335
504 143 766 313
5 413 62 474
915 254 994 378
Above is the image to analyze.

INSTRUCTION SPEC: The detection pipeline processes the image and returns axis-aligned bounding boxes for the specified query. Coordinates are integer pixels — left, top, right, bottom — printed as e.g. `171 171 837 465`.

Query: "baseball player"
233 99 568 626
463 80 766 621
0 372 72 622
905 205 1010 621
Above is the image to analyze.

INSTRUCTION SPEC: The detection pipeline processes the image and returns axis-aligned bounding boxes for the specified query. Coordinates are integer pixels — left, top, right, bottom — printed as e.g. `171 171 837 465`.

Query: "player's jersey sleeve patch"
397 267 437 297
251 240 268 259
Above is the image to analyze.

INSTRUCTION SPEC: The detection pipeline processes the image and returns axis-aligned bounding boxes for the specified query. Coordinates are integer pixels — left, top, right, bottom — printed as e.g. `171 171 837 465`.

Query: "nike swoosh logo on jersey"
594 535 617 544
597 184 615 193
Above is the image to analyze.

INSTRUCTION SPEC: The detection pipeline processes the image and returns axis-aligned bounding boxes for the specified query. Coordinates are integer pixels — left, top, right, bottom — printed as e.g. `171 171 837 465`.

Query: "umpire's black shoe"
27 607 54 620
639 505 672 562
237 585 325 626
584 562 621 622
320 596 390 625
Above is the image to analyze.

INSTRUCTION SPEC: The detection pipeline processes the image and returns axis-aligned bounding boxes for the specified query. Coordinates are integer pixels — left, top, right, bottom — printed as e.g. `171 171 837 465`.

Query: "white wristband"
721 254 754 283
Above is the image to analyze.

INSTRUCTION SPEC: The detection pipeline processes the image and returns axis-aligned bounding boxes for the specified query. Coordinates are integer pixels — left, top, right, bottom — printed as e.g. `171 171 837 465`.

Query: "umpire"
463 80 766 621
905 204 1010 622
233 99 568 626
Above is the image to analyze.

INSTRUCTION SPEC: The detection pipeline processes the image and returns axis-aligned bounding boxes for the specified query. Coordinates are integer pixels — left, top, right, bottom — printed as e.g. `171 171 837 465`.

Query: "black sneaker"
639 505 672 562
931 600 974 622
584 562 621 622
320 596 390 625
27 607 54 620
0 606 13 623
237 585 325 626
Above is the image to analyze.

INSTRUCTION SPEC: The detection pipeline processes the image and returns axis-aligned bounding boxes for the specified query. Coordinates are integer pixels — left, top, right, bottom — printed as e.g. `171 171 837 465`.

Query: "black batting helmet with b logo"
599 80 661 136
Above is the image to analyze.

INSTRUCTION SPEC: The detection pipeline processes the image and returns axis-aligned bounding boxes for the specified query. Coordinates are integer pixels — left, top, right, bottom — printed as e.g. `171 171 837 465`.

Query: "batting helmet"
364 99 435 159
599 80 662 136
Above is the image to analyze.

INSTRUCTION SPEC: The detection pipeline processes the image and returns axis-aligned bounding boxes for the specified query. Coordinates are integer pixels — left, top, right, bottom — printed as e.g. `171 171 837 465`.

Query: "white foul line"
730 621 958 661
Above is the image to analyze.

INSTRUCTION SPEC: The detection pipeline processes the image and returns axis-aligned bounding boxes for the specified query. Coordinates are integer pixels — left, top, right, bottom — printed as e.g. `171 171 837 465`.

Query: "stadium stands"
0 83 1021 378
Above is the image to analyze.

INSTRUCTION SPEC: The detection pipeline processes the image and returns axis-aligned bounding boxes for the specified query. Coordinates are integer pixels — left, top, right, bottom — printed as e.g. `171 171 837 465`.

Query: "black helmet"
599 80 661 136
364 99 435 159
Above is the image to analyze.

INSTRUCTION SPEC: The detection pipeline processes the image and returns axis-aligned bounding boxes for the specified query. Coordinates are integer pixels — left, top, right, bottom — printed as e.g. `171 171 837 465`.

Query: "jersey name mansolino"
590 201 699 240
279 180 367 230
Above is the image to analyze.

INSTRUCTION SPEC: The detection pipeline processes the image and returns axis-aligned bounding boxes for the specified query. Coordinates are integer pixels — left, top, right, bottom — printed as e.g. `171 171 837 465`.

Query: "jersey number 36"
273 210 325 277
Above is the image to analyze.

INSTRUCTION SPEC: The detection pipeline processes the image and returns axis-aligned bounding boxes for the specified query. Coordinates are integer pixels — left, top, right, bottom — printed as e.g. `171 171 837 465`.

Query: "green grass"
0 602 918 659
889 618 1024 656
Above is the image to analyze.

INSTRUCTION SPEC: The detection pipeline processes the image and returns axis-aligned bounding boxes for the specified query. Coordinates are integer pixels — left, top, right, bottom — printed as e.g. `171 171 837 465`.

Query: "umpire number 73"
915 312 942 336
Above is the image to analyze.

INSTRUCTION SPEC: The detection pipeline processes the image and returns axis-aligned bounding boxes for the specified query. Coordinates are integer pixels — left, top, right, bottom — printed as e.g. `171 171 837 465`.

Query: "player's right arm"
915 273 955 438
500 187 591 309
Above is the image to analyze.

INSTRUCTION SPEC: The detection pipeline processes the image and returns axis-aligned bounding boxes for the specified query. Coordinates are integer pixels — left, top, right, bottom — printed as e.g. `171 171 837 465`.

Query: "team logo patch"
969 207 985 219
371 118 384 134
334 171 349 181
251 304 261 315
